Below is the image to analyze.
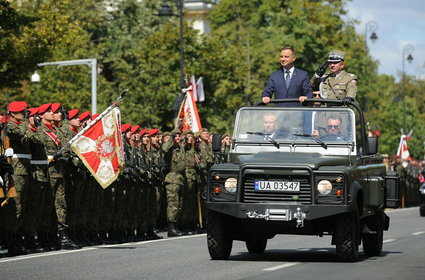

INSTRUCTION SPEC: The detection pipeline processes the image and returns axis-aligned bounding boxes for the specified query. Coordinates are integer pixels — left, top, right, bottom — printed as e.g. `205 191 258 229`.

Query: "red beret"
8 101 28 113
148 128 159 136
68 109 79 120
130 125 140 135
140 128 149 136
51 103 61 113
28 107 38 117
79 111 91 121
121 123 131 133
38 103 52 115
91 113 100 121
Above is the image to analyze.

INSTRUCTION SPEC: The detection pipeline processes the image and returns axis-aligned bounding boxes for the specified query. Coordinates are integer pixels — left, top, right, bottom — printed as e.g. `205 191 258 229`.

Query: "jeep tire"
362 209 384 257
420 206 425 217
335 203 360 262
246 236 267 254
207 210 232 260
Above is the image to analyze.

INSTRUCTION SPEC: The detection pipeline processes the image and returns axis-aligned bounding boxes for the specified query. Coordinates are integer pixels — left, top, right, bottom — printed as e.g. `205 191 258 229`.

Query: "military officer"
162 128 185 237
38 103 81 250
311 50 358 102
4 101 31 255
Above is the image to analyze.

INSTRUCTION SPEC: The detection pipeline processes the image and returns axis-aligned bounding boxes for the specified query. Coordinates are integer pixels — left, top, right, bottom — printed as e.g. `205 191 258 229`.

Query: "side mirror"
211 134 222 152
366 136 378 155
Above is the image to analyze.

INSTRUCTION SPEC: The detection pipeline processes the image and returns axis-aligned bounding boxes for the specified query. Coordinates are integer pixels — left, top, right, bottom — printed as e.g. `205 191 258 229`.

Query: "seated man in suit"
261 46 313 107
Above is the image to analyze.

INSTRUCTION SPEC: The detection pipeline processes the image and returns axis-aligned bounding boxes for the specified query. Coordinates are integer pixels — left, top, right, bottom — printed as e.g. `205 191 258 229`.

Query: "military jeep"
206 99 399 262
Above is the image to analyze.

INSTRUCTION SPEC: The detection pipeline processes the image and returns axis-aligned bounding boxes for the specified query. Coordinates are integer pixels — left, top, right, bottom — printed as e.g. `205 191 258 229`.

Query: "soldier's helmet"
327 50 346 63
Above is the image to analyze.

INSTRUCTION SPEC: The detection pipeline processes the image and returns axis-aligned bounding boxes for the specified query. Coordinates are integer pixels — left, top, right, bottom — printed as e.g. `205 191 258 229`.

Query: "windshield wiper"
246 131 280 148
293 133 327 149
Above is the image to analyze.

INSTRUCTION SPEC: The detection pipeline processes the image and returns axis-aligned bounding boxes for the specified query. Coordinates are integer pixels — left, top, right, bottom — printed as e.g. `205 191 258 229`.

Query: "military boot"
147 227 163 240
6 233 28 256
25 233 48 253
167 222 183 237
58 230 82 250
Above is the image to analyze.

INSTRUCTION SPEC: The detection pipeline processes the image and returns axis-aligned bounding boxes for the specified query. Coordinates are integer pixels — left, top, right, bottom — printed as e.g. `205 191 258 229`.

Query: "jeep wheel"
362 209 384 257
246 237 267 254
335 203 360 262
420 206 425 217
207 210 232 260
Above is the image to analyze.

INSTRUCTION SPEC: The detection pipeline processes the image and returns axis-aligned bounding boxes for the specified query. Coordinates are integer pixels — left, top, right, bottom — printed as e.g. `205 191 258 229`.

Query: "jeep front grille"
242 173 312 204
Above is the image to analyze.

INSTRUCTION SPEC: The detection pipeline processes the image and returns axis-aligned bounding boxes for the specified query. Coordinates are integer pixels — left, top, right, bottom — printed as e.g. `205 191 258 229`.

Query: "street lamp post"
158 1 185 90
364 21 379 47
158 1 186 116
402 45 414 134
31 58 98 114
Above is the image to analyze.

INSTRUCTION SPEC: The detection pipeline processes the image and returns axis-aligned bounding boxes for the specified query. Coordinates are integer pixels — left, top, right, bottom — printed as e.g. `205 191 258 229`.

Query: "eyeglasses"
327 125 340 129
313 94 320 97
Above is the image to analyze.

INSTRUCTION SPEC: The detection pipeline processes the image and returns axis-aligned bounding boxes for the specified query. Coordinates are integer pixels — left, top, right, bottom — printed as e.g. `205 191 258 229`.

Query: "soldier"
311 50 357 102
26 107 50 252
162 128 185 237
3 101 31 255
221 134 231 162
180 129 200 234
197 128 213 229
146 128 163 239
38 103 81 250
125 125 142 241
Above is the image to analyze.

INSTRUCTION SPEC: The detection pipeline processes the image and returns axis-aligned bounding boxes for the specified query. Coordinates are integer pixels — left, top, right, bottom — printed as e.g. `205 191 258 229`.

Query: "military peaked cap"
328 50 346 63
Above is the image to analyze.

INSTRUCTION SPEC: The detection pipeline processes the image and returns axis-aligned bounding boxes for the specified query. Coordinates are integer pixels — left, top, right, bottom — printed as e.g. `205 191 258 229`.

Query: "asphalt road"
1 207 424 280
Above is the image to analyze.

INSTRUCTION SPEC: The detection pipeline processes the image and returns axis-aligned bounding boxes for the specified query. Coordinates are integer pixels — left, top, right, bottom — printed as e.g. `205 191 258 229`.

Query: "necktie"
285 70 291 88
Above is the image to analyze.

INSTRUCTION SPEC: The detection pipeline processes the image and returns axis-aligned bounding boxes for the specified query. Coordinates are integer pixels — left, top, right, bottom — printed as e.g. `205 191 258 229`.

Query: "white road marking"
0 247 97 263
0 234 206 263
263 262 300 271
383 239 396 244
411 231 425 236
296 248 310 251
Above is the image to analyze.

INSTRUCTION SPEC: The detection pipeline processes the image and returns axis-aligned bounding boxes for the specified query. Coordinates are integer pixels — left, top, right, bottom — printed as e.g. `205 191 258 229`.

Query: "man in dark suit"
262 47 313 106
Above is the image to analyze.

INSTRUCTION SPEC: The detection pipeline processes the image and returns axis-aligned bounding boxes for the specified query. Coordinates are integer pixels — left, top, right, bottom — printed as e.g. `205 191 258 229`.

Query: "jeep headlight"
224 177 238 193
317 180 333 195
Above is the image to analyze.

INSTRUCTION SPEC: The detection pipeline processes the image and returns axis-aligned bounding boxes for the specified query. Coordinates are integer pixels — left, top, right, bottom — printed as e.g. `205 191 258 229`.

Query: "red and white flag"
396 134 411 161
176 89 202 132
70 107 124 189
189 75 205 102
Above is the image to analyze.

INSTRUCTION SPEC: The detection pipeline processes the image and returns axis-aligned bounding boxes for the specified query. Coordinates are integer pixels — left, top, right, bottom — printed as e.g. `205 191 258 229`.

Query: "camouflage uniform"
180 141 200 231
27 124 53 250
198 140 213 225
5 119 31 235
162 135 186 225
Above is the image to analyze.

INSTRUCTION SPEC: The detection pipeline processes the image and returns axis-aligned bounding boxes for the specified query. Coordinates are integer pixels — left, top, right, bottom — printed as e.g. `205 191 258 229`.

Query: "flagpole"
53 89 129 159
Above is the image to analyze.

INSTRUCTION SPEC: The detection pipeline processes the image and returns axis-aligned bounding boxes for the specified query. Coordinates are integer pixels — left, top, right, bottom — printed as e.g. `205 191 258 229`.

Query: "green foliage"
0 0 81 90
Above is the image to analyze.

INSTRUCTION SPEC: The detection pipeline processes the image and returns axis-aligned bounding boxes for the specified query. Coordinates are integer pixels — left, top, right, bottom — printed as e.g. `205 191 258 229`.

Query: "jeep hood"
236 152 350 169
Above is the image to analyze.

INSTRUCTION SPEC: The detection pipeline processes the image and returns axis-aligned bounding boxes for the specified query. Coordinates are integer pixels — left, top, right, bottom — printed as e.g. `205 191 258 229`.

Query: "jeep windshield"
233 107 356 155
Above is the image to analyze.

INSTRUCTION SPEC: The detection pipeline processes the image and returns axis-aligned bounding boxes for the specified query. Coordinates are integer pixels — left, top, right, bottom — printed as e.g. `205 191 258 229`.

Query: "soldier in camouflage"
311 50 357 102
162 128 186 237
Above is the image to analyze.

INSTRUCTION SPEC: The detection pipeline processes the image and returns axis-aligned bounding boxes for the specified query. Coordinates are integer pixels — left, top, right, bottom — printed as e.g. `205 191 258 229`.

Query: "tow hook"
294 207 306 228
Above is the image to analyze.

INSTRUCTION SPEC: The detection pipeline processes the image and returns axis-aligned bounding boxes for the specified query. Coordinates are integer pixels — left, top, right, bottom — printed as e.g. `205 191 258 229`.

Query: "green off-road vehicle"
206 99 399 262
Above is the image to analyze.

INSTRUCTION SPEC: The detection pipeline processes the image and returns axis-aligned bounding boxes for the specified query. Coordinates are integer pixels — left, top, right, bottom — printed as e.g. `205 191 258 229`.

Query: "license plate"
254 180 300 192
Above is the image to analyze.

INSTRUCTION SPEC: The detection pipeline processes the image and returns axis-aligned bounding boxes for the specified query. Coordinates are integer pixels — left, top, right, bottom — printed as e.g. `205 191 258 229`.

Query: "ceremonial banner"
70 107 124 189
396 134 411 161
175 90 202 132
